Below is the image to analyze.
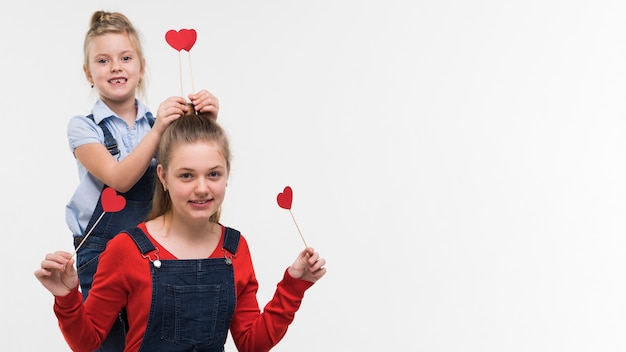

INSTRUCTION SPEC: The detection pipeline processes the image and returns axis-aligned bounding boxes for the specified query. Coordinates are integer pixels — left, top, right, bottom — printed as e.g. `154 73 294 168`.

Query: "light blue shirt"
65 99 156 237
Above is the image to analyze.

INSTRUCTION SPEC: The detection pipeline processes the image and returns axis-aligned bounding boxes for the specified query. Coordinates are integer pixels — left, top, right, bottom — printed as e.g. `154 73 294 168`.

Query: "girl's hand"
288 247 327 283
156 96 189 120
34 251 79 297
153 96 188 133
189 89 219 119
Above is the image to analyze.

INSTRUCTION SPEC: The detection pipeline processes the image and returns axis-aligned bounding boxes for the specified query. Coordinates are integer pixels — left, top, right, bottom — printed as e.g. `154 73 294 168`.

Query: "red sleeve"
54 238 131 351
53 233 146 352
53 287 102 352
229 236 314 352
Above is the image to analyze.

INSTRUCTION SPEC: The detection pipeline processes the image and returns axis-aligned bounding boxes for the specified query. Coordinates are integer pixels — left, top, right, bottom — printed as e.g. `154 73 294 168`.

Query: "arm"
230 247 326 352
75 90 219 192
73 124 164 193
34 251 112 352
34 235 139 352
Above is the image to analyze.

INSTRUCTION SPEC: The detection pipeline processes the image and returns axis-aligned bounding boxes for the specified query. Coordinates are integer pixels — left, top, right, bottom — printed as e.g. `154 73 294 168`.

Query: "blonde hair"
147 112 231 223
83 11 147 99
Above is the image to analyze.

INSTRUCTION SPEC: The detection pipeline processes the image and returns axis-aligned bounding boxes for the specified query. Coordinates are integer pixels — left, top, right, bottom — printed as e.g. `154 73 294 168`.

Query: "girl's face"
158 141 229 224
84 32 143 106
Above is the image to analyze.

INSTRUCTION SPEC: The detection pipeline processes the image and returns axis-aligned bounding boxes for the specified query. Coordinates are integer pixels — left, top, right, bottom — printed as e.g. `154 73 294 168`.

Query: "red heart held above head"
101 187 126 213
165 29 197 52
277 186 293 210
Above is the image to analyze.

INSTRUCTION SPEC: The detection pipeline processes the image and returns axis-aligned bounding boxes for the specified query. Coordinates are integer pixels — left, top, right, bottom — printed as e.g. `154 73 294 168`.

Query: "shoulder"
97 231 141 274
99 230 148 266
228 230 255 283
67 114 98 131
67 115 103 150
67 115 101 137
106 231 137 253
238 233 250 251
222 226 250 250
224 227 252 265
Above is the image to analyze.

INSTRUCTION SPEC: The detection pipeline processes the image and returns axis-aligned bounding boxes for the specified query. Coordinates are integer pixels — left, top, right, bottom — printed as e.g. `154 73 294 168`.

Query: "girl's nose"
110 62 121 72
195 179 209 194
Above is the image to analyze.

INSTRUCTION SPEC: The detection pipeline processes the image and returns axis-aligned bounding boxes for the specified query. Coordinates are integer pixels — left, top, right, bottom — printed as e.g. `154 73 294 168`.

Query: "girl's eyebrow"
93 49 136 57
175 165 225 172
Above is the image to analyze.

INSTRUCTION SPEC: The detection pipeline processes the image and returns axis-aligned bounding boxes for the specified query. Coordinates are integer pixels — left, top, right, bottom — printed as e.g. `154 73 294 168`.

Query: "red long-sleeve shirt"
53 223 314 352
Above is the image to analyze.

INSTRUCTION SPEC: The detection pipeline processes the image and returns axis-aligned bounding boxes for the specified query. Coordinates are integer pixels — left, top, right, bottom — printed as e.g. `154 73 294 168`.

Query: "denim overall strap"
86 114 119 156
85 113 154 155
126 226 240 352
75 114 156 351
222 227 240 261
75 115 156 297
125 226 157 255
145 112 155 128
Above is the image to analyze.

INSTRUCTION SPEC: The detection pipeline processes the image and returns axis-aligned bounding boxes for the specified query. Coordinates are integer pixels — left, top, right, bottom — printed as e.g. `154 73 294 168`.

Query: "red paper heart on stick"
101 187 126 213
165 29 197 52
277 186 293 210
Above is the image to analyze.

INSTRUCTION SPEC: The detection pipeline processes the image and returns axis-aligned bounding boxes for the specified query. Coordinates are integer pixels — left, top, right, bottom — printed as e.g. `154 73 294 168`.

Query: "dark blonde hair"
147 112 231 223
83 11 147 98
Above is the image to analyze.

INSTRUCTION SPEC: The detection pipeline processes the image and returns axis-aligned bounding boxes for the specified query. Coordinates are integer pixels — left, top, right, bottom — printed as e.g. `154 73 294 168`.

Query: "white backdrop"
2 0 626 351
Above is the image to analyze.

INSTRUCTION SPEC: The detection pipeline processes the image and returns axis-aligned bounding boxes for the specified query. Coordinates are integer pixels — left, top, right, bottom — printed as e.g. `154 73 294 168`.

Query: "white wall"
2 0 626 351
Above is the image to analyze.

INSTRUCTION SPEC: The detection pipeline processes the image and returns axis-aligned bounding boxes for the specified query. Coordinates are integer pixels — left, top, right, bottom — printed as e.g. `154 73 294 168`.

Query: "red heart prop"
165 29 197 52
277 186 293 210
101 187 126 213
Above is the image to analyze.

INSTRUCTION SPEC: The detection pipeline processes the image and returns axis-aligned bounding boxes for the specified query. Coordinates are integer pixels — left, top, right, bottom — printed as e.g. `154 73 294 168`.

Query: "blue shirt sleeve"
67 115 104 153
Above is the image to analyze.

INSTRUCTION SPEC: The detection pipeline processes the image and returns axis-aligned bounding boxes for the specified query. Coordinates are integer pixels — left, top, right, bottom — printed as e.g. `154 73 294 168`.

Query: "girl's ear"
83 65 93 86
156 164 167 189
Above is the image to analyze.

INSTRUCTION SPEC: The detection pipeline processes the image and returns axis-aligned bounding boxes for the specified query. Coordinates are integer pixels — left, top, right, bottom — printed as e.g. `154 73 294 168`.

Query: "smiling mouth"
190 199 212 204
109 78 127 84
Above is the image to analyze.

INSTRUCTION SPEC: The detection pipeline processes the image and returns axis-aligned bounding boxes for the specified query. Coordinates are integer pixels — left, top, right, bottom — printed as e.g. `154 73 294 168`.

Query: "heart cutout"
101 187 126 213
165 29 197 52
277 186 293 210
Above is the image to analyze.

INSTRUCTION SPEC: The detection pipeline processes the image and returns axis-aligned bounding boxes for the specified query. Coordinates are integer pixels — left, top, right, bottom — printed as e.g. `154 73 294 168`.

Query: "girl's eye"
97 58 108 64
180 173 192 179
122 56 132 62
209 171 221 178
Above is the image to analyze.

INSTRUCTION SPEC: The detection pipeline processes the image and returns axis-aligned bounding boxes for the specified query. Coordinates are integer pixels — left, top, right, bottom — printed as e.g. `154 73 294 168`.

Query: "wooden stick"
179 51 184 98
188 52 195 94
289 209 308 248
69 212 106 261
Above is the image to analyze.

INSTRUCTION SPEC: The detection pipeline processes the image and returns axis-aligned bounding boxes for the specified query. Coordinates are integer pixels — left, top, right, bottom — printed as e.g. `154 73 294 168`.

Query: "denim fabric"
127 227 237 352
74 165 156 351
75 166 156 297
66 100 155 238
95 313 127 352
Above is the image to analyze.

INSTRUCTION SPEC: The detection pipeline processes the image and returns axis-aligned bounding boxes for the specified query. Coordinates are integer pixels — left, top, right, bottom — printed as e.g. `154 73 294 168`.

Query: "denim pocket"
161 283 228 346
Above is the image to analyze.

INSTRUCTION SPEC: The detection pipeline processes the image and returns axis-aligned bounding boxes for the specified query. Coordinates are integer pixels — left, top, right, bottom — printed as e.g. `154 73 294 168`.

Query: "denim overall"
125 226 240 352
73 114 156 351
